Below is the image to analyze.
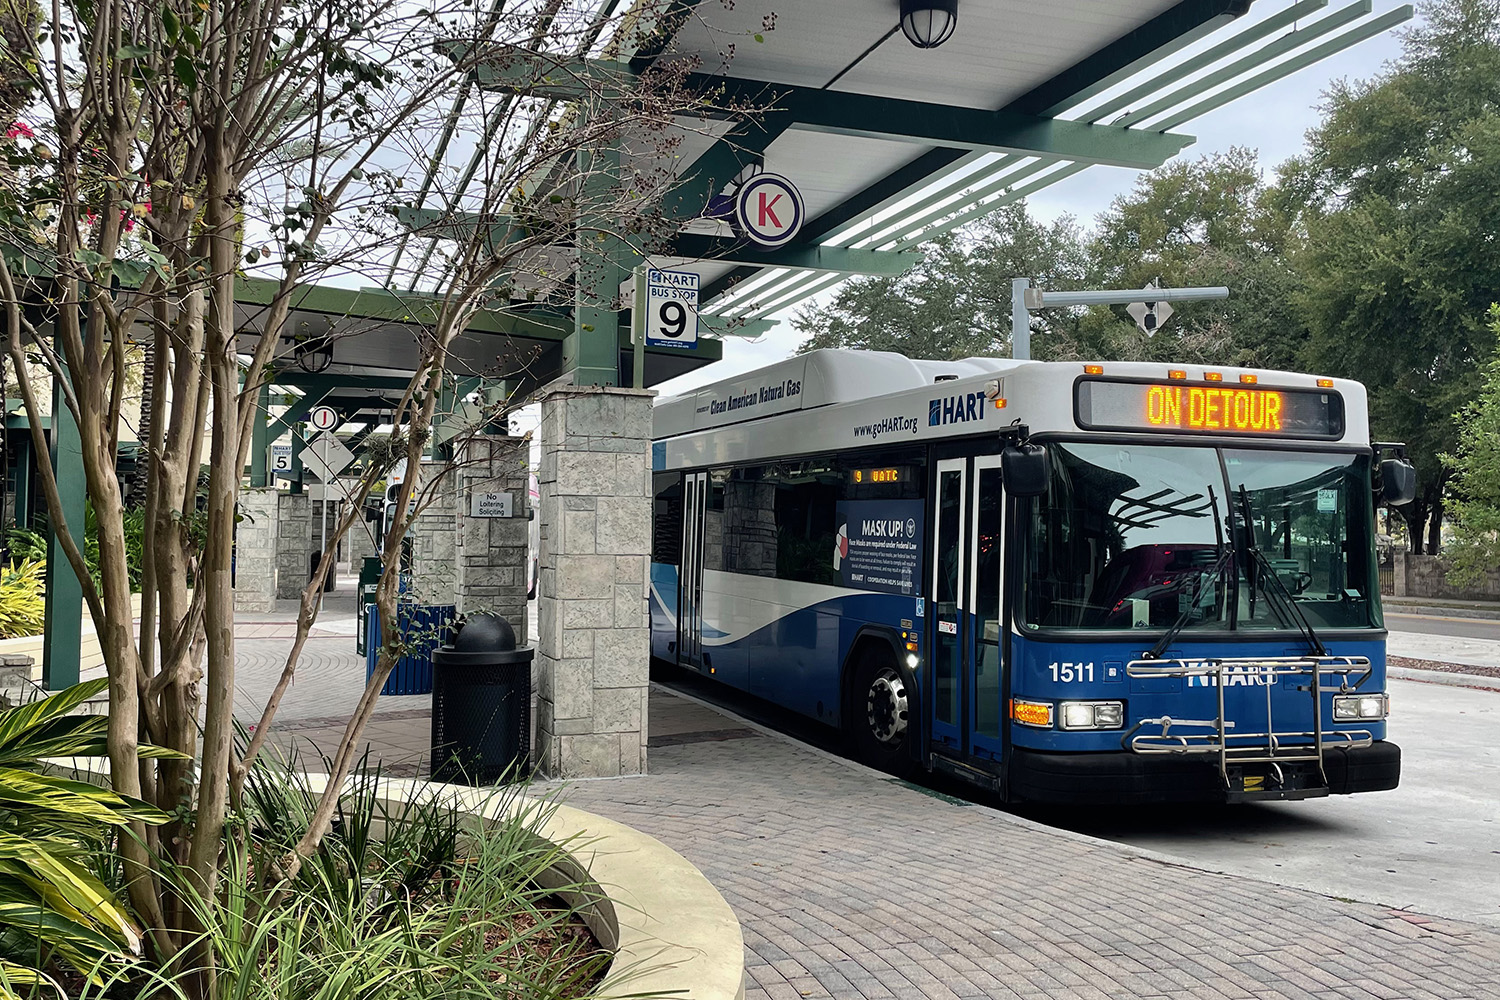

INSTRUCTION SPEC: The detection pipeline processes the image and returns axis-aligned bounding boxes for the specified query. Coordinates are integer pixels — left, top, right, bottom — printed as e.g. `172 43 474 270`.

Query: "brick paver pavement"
549 696 1500 1000
233 614 1500 1000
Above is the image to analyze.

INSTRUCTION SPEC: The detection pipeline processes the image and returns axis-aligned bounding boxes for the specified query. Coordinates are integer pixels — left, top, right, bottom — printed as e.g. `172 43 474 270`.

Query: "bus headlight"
1058 701 1125 731
1333 693 1388 721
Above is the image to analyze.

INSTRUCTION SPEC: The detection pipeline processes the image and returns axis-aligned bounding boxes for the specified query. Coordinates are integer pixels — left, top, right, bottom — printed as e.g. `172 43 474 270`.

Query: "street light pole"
1010 281 1231 360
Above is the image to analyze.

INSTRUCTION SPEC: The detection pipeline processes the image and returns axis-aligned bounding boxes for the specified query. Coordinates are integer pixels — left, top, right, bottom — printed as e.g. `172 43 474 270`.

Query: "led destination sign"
850 467 905 484
1075 380 1343 439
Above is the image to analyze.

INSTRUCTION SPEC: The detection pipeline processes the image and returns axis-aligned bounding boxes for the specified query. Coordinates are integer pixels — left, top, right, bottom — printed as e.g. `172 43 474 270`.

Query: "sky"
646 0 1415 400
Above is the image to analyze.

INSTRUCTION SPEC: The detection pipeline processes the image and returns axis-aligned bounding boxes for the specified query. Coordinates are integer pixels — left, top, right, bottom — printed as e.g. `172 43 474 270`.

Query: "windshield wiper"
1146 546 1234 660
1243 545 1328 657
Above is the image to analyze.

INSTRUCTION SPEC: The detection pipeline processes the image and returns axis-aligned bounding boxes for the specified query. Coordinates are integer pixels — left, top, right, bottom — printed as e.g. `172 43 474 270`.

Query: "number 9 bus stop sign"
733 172 804 248
645 268 700 349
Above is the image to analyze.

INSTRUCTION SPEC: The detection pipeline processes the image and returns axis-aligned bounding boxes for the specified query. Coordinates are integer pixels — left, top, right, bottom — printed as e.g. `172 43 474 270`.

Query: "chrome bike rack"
1121 656 1376 799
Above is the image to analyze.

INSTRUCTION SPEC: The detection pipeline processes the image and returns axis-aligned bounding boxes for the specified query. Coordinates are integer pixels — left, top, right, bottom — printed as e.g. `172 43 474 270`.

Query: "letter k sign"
735 173 804 248
758 191 783 228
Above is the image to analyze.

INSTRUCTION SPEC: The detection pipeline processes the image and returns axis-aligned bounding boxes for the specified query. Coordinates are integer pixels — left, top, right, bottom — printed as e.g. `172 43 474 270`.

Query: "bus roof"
651 351 1371 471
654 349 1030 438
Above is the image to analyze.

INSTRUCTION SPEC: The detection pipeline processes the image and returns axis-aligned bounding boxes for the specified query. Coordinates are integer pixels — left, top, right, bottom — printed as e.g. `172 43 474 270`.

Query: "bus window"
1222 450 1379 630
652 473 683 567
1023 444 1229 631
721 472 778 578
1021 443 1379 633
766 460 840 586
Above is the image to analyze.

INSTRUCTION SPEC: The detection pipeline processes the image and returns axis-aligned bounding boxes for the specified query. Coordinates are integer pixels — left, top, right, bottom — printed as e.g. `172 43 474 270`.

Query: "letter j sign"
734 173 805 248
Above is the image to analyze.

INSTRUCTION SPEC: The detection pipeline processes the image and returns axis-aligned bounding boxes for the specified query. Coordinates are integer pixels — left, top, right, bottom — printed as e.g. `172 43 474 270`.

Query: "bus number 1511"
1048 661 1096 683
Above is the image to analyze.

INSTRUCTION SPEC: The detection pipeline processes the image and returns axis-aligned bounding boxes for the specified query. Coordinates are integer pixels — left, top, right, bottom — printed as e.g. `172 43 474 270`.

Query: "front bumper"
1007 741 1401 805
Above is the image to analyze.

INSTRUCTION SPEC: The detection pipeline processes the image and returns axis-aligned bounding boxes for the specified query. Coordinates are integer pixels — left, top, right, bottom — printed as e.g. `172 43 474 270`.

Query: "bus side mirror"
1380 458 1417 507
1002 444 1050 497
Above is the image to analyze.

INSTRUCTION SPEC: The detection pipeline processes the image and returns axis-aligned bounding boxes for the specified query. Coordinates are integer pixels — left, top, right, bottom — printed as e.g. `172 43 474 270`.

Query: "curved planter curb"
302 775 746 1000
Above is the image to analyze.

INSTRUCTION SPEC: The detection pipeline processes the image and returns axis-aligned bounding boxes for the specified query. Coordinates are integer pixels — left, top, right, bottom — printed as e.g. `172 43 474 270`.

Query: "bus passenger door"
678 471 708 671
929 460 967 751
969 456 1005 762
928 456 1006 763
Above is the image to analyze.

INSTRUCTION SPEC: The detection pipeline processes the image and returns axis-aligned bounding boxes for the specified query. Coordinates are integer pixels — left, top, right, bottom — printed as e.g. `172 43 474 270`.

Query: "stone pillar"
234 487 279 613
275 493 312 599
535 386 653 778
1393 550 1410 598
409 461 457 605
455 434 531 644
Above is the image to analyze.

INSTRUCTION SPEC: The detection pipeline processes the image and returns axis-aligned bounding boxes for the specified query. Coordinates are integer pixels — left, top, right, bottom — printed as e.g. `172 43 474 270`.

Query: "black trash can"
356 558 382 656
430 614 533 785
309 551 335 592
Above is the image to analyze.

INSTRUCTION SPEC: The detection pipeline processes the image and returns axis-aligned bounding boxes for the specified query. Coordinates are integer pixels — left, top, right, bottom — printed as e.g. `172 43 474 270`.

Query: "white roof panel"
666 0 1183 110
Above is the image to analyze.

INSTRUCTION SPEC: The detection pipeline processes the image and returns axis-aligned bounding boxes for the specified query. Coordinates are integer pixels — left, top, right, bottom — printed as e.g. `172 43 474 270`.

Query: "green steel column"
42 338 85 690
290 429 305 495
12 433 30 526
566 144 628 387
249 382 271 487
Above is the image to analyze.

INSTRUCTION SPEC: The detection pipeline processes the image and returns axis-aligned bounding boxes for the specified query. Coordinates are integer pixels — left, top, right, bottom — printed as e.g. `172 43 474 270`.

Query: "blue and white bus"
649 351 1415 804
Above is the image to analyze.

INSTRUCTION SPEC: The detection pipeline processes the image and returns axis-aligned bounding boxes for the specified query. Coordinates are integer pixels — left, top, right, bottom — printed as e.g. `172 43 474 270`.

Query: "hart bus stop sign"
645 268 700 349
734 173 804 248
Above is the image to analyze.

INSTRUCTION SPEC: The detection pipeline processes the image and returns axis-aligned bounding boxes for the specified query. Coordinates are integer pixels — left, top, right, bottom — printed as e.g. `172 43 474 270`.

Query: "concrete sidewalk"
1383 596 1500 622
1387 629 1500 672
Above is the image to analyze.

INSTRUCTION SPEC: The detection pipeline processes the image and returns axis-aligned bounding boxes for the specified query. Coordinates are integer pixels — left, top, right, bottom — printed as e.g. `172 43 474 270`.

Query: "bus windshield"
1021 442 1381 633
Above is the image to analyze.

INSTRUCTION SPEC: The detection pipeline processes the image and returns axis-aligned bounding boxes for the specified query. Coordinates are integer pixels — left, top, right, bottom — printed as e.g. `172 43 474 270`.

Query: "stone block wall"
234 487 279 613
455 434 531 644
535 386 653 779
1392 551 1500 600
409 461 457 605
275 493 312 599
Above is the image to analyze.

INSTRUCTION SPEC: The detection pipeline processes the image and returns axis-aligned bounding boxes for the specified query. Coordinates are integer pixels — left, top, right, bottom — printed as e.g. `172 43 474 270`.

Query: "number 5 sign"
645 268 699 349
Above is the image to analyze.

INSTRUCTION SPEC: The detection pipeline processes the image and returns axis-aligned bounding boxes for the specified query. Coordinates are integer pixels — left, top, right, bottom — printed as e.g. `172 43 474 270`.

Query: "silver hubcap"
866 668 909 745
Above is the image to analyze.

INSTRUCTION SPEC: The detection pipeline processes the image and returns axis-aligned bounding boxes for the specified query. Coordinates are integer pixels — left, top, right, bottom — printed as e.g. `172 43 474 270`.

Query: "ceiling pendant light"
900 0 958 49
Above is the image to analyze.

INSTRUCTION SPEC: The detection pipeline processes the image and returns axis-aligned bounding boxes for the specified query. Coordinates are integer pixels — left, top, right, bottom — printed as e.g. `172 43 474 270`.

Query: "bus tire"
847 651 913 776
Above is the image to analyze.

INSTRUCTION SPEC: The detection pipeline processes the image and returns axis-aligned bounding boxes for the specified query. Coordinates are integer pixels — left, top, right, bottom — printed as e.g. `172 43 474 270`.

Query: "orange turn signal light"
1010 699 1054 728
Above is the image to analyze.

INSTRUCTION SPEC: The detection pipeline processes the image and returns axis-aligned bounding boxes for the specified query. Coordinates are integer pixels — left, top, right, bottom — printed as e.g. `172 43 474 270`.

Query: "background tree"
792 202 1087 359
1441 306 1500 585
1083 147 1307 369
1281 0 1500 552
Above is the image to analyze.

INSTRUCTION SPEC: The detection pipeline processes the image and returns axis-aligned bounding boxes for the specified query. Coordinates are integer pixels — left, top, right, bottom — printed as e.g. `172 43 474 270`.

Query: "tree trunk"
1426 492 1443 555
130 343 155 507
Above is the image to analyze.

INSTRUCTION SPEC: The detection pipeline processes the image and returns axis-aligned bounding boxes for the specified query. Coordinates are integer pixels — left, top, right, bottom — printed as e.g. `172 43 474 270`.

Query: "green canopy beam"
461 45 1194 169
393 208 918 276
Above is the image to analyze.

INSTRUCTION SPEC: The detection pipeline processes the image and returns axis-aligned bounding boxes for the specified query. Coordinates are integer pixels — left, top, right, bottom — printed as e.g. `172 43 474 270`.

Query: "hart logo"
928 391 987 427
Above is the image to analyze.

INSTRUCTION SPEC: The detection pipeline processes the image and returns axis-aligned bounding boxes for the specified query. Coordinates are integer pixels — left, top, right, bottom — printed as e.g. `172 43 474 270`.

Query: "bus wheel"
850 655 911 774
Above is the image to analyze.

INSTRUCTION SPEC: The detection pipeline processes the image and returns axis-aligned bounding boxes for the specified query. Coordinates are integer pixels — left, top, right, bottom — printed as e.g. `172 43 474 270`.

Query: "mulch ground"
1388 654 1500 680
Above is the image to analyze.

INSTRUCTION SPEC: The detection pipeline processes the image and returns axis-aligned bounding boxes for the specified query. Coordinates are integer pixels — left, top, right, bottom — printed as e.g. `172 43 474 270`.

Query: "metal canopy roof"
390 0 1410 388
665 1 1187 109
683 0 1412 324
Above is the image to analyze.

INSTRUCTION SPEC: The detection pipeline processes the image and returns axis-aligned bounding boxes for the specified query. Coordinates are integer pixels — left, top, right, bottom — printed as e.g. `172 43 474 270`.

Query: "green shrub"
0 560 45 640
4 504 148 596
0 681 172 997
141 752 614 1000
